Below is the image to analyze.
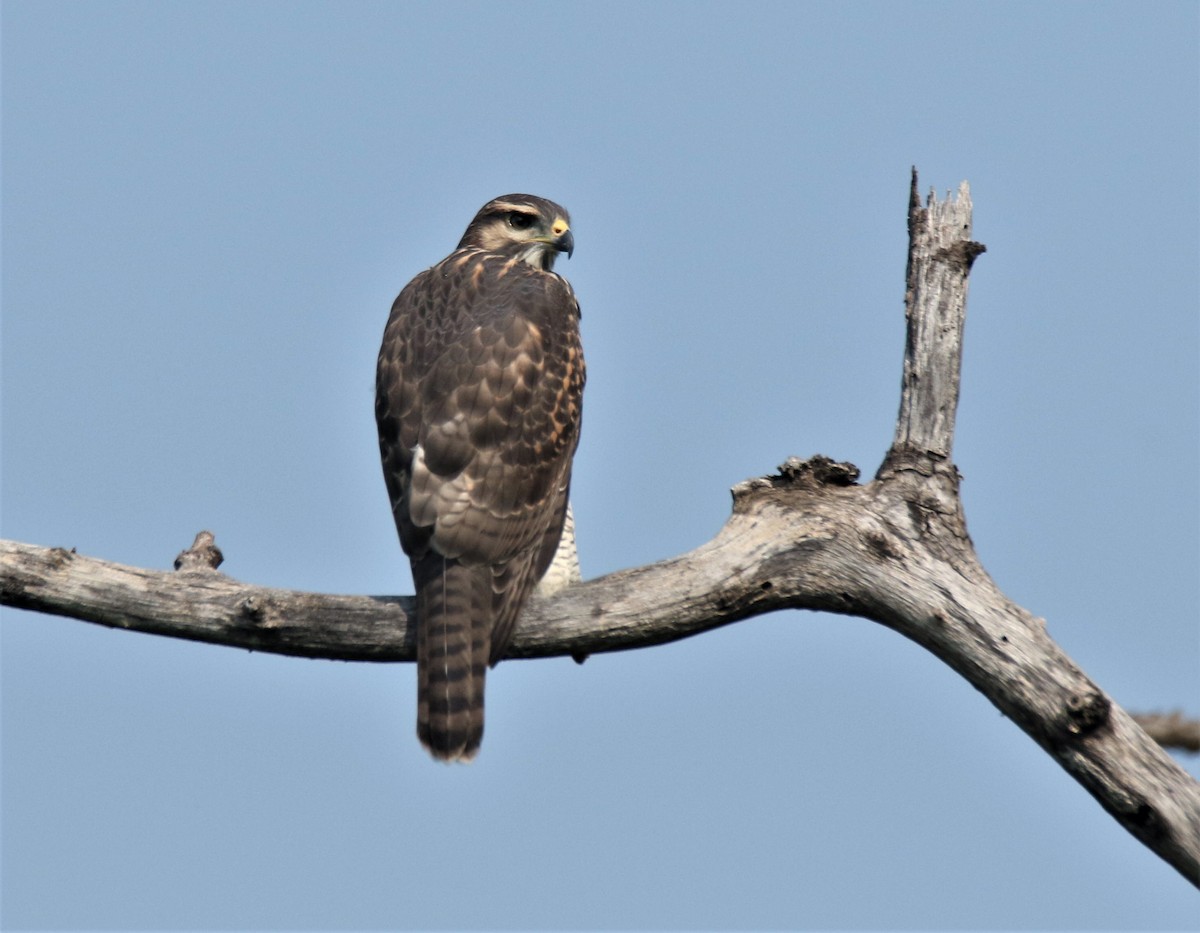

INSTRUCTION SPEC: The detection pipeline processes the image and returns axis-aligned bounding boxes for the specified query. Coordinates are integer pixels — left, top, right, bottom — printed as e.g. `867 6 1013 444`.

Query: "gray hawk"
375 194 584 761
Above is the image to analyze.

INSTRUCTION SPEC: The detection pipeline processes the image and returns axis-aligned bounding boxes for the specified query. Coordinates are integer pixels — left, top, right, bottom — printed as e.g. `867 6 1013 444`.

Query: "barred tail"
413 556 491 762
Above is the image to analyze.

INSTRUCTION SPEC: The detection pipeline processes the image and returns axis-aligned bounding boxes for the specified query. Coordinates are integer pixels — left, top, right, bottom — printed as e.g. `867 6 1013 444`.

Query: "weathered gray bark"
3 171 1197 886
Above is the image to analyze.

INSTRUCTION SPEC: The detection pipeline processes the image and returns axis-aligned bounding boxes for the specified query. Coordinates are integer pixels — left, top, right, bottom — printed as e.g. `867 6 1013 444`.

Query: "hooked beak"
552 228 574 259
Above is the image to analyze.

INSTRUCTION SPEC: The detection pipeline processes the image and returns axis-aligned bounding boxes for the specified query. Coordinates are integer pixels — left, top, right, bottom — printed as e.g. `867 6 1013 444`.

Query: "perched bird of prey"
376 194 585 761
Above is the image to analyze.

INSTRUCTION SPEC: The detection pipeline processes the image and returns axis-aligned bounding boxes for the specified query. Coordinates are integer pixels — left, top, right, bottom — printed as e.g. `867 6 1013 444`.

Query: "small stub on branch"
174 530 224 572
937 239 987 274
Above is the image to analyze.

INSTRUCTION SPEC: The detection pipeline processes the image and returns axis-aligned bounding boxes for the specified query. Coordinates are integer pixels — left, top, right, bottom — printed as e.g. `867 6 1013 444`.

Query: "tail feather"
413 555 491 761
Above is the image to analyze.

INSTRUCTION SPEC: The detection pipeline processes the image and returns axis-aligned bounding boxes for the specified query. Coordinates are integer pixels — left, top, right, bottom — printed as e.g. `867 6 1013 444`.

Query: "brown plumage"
375 194 584 761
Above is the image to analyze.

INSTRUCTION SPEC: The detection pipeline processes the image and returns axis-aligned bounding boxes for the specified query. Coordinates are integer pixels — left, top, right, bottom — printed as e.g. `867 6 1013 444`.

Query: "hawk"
375 194 584 762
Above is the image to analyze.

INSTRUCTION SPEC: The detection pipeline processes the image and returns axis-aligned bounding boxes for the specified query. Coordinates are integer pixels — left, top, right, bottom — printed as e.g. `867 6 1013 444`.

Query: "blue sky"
3 1 1197 928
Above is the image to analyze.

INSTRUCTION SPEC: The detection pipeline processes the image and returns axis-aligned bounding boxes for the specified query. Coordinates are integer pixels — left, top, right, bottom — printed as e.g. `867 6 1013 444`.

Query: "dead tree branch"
2 170 1197 886
1133 713 1200 754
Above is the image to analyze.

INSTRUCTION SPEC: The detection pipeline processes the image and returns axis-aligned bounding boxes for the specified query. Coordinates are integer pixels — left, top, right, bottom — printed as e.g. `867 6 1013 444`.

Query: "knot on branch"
49 546 77 569
174 531 224 572
730 456 860 510
1064 690 1111 738
240 594 265 620
235 592 287 632
778 455 861 487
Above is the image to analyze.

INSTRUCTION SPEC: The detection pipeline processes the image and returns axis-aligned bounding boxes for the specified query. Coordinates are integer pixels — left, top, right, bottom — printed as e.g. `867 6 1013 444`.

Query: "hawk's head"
458 194 574 271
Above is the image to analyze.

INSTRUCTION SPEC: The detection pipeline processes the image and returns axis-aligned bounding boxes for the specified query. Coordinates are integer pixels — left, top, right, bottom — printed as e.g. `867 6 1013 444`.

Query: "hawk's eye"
507 212 535 230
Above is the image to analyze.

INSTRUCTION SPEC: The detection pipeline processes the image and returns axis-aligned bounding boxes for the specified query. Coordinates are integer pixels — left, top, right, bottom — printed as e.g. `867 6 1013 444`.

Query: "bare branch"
1 538 413 662
5 461 1197 883
883 169 985 475
1134 712 1200 754
3 172 1197 887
